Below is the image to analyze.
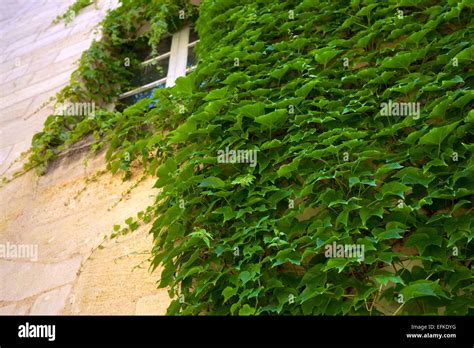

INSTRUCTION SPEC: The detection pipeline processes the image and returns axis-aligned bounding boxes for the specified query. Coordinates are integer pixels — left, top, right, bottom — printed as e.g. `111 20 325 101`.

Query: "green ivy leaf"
324 258 352 273
203 86 229 101
213 206 235 222
199 177 226 189
405 227 442 254
269 64 290 80
380 52 418 70
359 204 384 227
381 181 410 198
418 121 461 146
313 47 340 66
239 271 251 285
295 80 318 98
222 287 237 302
401 280 449 302
374 271 405 286
239 304 256 315
254 109 288 129
236 102 265 118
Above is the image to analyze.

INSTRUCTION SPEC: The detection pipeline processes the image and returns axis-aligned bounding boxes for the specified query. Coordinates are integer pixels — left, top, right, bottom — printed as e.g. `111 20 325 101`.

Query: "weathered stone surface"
65 229 170 315
135 294 170 315
30 284 72 315
0 0 167 316
0 257 81 301
0 303 29 315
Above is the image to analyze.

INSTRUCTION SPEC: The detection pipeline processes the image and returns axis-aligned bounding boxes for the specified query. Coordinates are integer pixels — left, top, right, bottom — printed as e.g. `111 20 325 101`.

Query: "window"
118 25 199 107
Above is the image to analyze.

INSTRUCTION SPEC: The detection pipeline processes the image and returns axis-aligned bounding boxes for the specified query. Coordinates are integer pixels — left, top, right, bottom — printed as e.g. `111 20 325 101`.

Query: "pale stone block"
0 107 49 148
1 64 30 85
4 32 39 54
0 145 13 168
135 294 169 315
11 26 73 58
0 303 29 315
0 72 34 96
54 38 93 63
2 24 44 47
23 88 58 118
0 257 81 301
22 30 91 63
29 55 79 85
0 57 31 79
0 99 32 125
30 284 72 315
0 70 71 109
25 50 61 75
0 51 10 64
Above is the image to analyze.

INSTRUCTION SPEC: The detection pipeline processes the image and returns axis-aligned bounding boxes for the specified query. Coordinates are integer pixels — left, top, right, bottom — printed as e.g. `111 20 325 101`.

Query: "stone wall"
0 0 170 315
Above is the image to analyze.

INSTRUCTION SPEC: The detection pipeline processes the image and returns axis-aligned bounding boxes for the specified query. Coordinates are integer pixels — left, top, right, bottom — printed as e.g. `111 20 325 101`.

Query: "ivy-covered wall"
26 0 474 315
24 0 196 175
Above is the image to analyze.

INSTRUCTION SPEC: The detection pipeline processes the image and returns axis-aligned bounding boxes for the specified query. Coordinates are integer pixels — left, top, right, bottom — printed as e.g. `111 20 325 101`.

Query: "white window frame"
119 25 199 100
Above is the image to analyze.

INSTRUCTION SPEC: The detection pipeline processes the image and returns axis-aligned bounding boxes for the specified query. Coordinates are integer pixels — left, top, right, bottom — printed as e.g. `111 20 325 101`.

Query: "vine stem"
392 302 405 316
369 284 383 315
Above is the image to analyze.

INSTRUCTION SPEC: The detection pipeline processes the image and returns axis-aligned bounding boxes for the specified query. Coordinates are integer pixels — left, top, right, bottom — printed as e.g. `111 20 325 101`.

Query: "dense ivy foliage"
150 0 474 315
26 0 474 315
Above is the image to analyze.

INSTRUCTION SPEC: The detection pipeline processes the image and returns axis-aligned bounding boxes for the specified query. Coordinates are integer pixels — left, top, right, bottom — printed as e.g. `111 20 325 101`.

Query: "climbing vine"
23 0 474 315
25 0 196 175
53 0 95 25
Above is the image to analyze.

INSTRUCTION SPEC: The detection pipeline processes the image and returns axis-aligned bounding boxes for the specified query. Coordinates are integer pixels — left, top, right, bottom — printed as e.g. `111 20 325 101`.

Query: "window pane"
119 82 166 109
186 46 197 70
134 35 172 61
189 27 199 43
130 58 169 87
156 35 172 56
